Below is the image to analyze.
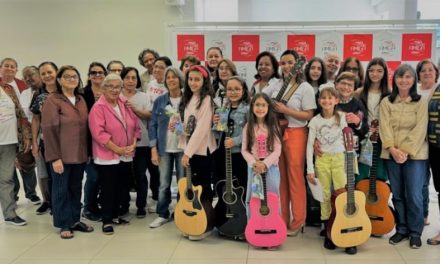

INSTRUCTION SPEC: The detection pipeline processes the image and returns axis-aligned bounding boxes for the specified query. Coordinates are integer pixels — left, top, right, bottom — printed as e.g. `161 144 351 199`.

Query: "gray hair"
164 66 184 90
101 73 123 88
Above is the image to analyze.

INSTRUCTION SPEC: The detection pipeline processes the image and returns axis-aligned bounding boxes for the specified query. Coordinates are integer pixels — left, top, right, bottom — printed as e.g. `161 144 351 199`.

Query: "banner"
401 33 432 61
177 34 205 61
232 35 260 62
344 34 373 61
287 34 316 60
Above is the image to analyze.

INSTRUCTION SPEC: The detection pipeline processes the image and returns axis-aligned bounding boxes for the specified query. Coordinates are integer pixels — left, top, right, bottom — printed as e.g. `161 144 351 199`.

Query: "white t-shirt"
145 79 167 111
67 95 76 105
367 92 381 125
121 91 150 147
19 88 35 122
417 83 436 101
283 82 317 128
0 87 18 145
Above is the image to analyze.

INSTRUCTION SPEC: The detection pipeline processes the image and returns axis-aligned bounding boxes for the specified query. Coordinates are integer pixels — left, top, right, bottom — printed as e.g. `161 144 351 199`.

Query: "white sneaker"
189 230 212 241
149 217 169 228
147 199 157 213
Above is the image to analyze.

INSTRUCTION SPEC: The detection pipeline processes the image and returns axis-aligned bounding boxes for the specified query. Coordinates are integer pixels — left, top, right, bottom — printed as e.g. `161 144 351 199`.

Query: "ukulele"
214 119 247 238
174 115 213 236
273 55 306 131
328 127 372 248
245 134 287 248
356 120 395 235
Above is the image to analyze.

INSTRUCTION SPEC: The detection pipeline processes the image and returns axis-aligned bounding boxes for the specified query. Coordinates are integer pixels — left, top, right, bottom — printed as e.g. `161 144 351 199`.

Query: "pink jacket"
89 95 141 161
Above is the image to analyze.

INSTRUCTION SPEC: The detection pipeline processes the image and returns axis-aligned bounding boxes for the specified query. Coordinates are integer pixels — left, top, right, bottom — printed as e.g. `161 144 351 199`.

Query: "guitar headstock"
370 119 379 143
256 133 268 159
185 115 196 137
227 119 235 137
342 127 354 152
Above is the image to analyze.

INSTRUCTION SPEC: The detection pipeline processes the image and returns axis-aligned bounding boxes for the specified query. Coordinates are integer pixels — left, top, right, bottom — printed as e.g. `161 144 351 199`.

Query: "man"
0 58 27 93
324 52 341 83
137 48 159 92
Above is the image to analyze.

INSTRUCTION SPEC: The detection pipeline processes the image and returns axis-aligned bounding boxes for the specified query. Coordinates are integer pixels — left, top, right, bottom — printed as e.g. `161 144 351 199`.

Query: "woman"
338 57 364 90
149 67 185 228
41 65 93 239
120 66 157 218
250 51 282 96
380 64 428 249
355 57 390 182
30 61 58 215
82 62 107 222
179 55 200 78
138 48 160 91
206 47 223 80
272 50 316 236
213 59 238 108
106 60 125 75
416 59 439 226
89 73 140 235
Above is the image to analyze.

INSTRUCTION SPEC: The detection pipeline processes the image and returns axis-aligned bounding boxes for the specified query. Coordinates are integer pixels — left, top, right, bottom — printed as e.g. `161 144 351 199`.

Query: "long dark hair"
179 65 214 113
55 65 83 96
246 93 282 153
120 67 142 89
280 49 306 84
360 57 390 108
225 76 251 104
254 51 280 80
388 64 420 103
304 57 327 87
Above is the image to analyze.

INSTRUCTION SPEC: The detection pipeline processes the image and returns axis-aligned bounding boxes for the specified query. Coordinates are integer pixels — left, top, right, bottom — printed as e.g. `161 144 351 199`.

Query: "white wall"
0 0 182 76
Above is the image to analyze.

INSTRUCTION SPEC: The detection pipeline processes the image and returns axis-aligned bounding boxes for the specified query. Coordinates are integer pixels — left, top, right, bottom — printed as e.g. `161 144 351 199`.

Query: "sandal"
427 238 440 245
60 228 74 239
71 222 94 233
102 224 114 235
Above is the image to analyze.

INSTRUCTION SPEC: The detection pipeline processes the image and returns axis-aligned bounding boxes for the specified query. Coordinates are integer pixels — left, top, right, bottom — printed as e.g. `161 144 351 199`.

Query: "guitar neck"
261 167 268 208
186 165 192 190
368 143 380 195
225 148 233 195
346 151 356 209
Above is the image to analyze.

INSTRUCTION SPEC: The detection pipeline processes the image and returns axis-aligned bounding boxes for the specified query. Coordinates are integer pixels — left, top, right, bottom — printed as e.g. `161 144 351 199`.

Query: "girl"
178 65 217 240
306 87 352 254
241 93 282 217
179 55 200 79
355 58 390 183
305 57 328 95
273 50 316 236
212 59 238 108
206 47 223 80
212 76 250 194
380 64 428 249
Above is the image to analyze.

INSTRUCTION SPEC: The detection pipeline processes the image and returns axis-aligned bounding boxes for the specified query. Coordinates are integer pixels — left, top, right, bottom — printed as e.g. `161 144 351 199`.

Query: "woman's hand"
274 102 288 114
181 154 190 168
224 137 235 149
212 113 220 125
151 147 160 166
52 159 64 174
390 147 408 164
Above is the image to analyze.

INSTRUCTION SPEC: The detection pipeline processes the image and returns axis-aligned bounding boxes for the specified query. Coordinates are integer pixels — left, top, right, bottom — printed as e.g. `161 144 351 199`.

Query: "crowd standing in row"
1 47 440 253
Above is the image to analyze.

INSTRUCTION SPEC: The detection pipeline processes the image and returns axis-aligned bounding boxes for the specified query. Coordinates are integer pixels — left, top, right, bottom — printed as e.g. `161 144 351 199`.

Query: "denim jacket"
148 92 182 156
213 102 249 153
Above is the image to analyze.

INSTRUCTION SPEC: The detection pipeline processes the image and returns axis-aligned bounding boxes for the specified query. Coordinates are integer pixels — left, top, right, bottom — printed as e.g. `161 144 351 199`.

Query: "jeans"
83 161 100 213
422 160 431 218
50 163 86 229
0 144 18 219
157 152 184 218
13 167 38 199
385 159 426 238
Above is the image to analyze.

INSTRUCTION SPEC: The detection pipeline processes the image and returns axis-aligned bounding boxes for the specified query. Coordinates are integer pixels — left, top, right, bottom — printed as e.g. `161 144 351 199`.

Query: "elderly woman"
89 73 140 235
41 65 92 239
380 64 428 249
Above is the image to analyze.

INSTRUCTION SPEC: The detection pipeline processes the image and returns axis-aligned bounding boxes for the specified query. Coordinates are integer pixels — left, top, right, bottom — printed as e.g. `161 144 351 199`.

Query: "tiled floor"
1 187 439 264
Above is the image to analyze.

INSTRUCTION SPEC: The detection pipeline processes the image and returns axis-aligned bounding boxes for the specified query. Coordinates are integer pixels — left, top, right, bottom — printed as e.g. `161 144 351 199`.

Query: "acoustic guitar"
328 127 372 248
356 120 395 235
174 115 213 236
214 119 247 238
245 134 287 248
273 55 306 132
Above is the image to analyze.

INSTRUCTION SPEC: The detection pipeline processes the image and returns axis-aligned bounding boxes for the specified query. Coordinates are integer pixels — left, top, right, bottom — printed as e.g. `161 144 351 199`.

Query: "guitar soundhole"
259 205 270 216
186 189 194 201
367 193 378 203
345 204 357 216
223 192 237 205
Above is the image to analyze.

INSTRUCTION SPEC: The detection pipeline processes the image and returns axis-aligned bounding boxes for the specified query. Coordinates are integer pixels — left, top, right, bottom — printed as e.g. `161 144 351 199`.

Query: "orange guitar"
328 127 372 248
356 120 395 235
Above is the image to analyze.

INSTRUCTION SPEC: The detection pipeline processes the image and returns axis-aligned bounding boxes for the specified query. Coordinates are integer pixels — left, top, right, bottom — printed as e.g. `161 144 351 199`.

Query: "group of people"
0 46 439 255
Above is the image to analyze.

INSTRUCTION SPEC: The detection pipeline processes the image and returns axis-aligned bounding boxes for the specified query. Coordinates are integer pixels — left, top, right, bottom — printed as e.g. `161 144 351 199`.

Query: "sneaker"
147 199 157 213
82 211 102 222
136 208 147 219
4 216 27 226
345 246 357 255
112 218 130 225
410 237 422 249
102 224 114 235
149 217 169 228
36 202 50 215
28 195 42 205
323 237 336 250
189 230 212 241
389 233 409 245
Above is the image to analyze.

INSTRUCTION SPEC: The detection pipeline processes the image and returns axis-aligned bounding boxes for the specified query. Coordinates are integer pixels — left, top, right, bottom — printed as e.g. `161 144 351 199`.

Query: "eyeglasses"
90 71 105 76
62 75 79 81
104 84 122 91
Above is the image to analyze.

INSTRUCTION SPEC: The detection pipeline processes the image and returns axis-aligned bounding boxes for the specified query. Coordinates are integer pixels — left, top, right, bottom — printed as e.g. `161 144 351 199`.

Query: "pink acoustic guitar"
245 133 287 248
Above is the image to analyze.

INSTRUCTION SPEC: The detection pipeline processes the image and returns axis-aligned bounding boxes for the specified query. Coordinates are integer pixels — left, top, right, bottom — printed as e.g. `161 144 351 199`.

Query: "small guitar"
273 55 306 131
245 134 287 248
356 120 395 235
328 127 372 248
214 119 247 238
174 115 212 236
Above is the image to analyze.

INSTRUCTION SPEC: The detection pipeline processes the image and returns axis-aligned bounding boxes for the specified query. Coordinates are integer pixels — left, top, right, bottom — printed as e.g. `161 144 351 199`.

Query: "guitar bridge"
255 229 277 234
340 226 363 234
369 215 384 221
